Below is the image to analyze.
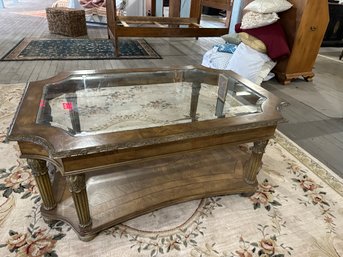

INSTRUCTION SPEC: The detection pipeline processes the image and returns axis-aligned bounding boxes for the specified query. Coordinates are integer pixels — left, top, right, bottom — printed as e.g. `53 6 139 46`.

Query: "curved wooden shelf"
42 144 254 240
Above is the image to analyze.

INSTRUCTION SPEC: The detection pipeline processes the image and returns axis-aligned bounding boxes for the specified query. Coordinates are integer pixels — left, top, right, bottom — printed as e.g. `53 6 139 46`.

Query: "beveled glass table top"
36 68 266 136
7 66 283 158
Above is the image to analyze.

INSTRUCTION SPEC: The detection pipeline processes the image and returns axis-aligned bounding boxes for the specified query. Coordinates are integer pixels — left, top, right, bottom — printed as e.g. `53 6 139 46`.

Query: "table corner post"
27 158 57 210
66 174 92 229
244 140 269 185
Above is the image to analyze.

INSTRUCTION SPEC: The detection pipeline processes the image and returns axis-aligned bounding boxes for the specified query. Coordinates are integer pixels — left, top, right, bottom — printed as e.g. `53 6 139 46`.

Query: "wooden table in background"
106 0 229 56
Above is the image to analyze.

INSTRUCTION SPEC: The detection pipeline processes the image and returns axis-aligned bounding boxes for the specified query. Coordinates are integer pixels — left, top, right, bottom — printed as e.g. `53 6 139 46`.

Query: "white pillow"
226 42 272 85
241 11 279 29
244 0 292 13
255 60 277 85
201 47 233 70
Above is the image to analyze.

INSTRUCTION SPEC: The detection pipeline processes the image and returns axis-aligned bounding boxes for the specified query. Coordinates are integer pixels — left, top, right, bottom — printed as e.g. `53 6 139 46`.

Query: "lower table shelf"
42 143 256 240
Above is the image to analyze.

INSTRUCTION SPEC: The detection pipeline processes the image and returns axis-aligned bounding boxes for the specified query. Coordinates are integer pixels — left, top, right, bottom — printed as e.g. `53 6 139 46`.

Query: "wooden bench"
106 0 230 56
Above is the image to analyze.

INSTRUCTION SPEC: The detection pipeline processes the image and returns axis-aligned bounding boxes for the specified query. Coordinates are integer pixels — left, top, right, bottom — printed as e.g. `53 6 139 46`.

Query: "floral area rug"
0 84 343 257
1 38 161 61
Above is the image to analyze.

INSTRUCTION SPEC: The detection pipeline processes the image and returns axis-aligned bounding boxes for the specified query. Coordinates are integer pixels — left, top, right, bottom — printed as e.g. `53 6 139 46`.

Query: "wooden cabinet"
274 0 329 85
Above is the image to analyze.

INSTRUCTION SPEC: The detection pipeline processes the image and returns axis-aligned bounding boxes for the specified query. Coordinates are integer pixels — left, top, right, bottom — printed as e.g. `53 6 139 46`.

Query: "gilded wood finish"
244 140 268 185
27 159 57 210
7 66 283 241
66 174 92 228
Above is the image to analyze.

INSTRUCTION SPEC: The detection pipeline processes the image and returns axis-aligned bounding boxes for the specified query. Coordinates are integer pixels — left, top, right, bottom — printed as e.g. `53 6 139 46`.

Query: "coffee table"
7 66 283 241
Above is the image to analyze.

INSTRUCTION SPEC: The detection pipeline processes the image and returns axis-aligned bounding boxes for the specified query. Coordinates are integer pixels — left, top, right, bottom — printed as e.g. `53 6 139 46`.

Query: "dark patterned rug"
1 38 161 60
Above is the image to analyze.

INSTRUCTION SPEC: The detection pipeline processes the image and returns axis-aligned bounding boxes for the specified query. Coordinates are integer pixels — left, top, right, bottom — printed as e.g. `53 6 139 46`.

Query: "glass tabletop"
36 69 266 136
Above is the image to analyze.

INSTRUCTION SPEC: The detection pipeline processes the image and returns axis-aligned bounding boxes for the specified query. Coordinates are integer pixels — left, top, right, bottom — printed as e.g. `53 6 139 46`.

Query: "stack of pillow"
202 0 293 85
236 0 293 60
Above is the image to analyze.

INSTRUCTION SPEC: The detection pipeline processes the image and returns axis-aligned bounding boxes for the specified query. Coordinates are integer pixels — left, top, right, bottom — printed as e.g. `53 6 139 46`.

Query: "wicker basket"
46 7 87 37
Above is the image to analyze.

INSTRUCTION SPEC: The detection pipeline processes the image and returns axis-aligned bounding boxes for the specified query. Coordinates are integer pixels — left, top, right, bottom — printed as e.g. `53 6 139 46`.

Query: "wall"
154 0 191 17
229 0 254 32
126 0 145 16
126 0 245 23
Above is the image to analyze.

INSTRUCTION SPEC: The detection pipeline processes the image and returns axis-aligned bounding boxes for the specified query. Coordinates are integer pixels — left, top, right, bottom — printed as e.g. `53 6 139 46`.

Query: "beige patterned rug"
0 84 343 257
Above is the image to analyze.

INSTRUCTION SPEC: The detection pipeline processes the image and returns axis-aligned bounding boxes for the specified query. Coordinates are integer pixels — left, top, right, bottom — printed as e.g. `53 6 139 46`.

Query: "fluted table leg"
66 174 92 229
244 140 268 185
27 159 56 210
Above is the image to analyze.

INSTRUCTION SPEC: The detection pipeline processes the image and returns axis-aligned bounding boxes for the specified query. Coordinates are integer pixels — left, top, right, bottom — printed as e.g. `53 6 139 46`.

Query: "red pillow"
235 21 290 60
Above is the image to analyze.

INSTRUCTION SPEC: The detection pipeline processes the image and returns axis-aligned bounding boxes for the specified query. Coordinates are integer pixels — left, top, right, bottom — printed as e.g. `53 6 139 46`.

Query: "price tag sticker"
62 102 73 110
39 99 45 108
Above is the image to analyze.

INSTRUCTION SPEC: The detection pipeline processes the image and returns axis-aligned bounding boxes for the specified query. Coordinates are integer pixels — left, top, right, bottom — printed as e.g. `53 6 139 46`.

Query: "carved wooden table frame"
7 66 283 241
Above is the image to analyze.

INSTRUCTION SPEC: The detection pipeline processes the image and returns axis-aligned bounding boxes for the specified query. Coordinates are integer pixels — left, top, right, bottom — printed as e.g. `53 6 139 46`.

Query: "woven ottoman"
46 7 87 37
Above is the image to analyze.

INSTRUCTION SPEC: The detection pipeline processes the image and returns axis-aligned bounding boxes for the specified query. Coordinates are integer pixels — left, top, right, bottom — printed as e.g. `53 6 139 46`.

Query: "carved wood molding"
67 174 86 193
252 140 269 154
27 159 48 176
